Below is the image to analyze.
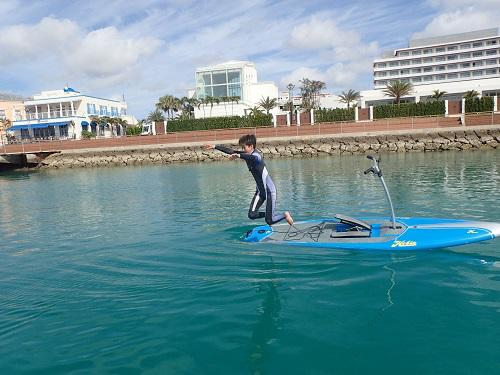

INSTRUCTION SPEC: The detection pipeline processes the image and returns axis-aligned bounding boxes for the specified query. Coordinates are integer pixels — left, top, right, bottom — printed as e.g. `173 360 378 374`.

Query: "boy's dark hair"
238 134 256 148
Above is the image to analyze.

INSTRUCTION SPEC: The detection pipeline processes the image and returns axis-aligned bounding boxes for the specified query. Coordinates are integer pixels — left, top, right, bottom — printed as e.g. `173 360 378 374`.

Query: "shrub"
166 115 272 132
126 126 143 136
373 101 445 119
465 97 494 113
315 108 355 122
81 130 96 139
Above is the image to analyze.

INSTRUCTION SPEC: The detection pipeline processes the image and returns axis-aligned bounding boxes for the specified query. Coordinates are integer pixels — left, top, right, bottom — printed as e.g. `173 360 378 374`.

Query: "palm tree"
383 80 414 104
147 110 166 123
156 95 180 119
338 89 361 108
463 90 479 100
248 106 263 117
197 99 206 118
430 89 447 101
205 96 215 117
257 96 278 114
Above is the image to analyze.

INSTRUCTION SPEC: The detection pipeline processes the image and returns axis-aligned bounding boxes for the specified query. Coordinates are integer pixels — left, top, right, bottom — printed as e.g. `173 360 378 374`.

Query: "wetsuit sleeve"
214 145 243 155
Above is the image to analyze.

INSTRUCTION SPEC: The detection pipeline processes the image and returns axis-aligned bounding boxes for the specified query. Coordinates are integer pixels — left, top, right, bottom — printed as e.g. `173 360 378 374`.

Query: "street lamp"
287 83 295 124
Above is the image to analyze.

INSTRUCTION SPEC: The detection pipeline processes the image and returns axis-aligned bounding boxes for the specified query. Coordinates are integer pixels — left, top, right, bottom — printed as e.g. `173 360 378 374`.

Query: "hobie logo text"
391 240 417 248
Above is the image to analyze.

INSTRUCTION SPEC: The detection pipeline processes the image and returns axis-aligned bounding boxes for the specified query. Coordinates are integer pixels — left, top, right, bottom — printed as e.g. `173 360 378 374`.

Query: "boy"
205 134 294 226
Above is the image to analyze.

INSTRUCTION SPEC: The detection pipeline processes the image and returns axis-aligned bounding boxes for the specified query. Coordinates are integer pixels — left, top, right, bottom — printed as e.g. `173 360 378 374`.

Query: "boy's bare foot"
284 211 294 226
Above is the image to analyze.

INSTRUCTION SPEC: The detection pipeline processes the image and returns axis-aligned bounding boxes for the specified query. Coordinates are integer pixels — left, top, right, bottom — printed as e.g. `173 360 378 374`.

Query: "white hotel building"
190 61 279 118
361 28 500 106
9 87 136 140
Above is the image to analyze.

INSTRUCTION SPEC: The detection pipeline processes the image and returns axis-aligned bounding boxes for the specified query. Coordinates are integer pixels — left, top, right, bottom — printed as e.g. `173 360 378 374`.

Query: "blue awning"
81 121 89 126
9 121 71 131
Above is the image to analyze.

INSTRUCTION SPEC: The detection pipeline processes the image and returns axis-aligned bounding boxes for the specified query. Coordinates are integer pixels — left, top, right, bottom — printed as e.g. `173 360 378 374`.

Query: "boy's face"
242 144 254 154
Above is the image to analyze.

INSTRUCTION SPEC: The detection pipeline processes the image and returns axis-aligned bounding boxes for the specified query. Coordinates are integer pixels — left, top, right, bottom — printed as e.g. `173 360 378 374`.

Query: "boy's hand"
204 144 215 150
229 154 240 160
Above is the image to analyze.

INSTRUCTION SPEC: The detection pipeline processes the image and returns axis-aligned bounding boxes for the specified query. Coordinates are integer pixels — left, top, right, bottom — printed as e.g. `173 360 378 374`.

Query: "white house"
191 60 279 118
8 87 137 140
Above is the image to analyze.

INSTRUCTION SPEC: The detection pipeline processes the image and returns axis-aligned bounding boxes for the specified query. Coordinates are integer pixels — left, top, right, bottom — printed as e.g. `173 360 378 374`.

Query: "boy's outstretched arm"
204 144 243 155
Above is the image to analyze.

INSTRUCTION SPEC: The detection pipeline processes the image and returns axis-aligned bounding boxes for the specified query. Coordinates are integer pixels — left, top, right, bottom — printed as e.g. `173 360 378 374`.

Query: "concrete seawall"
39 126 500 169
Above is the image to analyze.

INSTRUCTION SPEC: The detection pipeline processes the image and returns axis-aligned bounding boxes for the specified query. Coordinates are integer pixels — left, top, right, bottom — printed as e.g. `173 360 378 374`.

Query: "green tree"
463 90 479 100
147 110 166 123
257 96 278 114
430 89 447 101
338 89 361 108
248 106 264 117
383 80 414 104
156 95 180 119
299 78 326 110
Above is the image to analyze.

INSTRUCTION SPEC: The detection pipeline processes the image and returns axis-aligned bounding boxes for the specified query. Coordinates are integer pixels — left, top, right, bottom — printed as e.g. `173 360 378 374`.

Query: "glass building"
196 69 242 99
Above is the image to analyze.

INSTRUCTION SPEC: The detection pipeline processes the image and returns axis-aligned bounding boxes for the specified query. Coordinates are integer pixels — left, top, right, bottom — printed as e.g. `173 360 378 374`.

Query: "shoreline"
31 125 499 170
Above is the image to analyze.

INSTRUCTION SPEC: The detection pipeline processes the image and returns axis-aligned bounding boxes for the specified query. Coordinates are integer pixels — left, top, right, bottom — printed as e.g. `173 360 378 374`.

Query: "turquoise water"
1 151 499 374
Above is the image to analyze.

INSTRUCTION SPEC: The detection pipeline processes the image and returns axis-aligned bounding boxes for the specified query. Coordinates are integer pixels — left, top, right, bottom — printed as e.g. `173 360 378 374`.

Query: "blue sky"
0 0 499 118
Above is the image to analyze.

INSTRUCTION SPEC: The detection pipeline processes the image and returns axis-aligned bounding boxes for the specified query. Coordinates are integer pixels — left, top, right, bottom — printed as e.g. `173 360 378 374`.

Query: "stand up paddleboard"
243 156 500 250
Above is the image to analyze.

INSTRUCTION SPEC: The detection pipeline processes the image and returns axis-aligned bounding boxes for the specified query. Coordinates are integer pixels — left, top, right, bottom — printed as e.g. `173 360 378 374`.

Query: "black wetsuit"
215 145 286 225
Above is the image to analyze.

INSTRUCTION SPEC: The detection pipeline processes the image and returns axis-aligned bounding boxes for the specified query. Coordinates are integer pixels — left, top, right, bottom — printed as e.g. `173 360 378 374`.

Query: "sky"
0 0 499 118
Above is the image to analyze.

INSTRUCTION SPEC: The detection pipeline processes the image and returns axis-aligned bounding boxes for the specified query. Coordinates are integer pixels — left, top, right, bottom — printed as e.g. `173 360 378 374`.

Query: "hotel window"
400 60 410 66
447 73 458 79
400 69 410 74
411 59 421 64
412 50 422 55
411 77 421 82
461 62 470 68
447 55 458 60
472 61 483 67
447 45 458 51
389 61 399 67
436 74 446 80
423 48 433 54
436 47 445 53
472 42 483 47
389 70 398 76
460 43 471 49
472 51 483 57
485 69 497 75
486 40 497 45
412 68 422 73
436 65 446 71
376 63 386 68
99 105 107 115
486 49 497 55
472 70 483 76
459 53 471 58
460 72 471 77
423 57 432 63
486 59 497 65
377 71 387 77
423 67 433 72
423 76 433 81
399 51 409 57
447 64 458 69
435 56 446 62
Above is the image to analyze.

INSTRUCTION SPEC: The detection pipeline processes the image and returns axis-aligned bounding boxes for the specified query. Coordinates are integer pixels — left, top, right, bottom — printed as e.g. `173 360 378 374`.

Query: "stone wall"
39 127 500 169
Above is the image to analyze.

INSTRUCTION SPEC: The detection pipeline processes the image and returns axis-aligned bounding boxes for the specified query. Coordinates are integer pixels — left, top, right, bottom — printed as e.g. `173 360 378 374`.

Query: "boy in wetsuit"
205 134 294 226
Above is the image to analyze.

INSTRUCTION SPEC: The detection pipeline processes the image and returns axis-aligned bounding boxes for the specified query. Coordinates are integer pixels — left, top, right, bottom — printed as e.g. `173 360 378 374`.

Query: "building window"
447 64 458 69
436 65 446 71
472 51 483 57
389 70 398 76
423 67 433 72
436 74 446 80
459 53 471 59
411 68 422 73
447 45 458 51
377 71 387 77
472 61 483 67
423 48 433 54
400 60 410 66
485 69 497 75
389 61 399 67
412 50 422 55
377 63 386 68
411 59 421 64
461 62 471 68
211 71 226 85
447 55 458 60
447 73 458 79
486 59 497 65
111 107 118 116
423 76 433 81
435 56 446 62
436 47 445 53
472 70 483 76
460 72 471 77
486 40 497 45
460 43 471 49
59 125 68 138
120 108 127 116
423 57 433 63
411 77 421 82
472 42 483 47
399 51 409 57
400 69 410 74
486 49 497 55
99 105 107 115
